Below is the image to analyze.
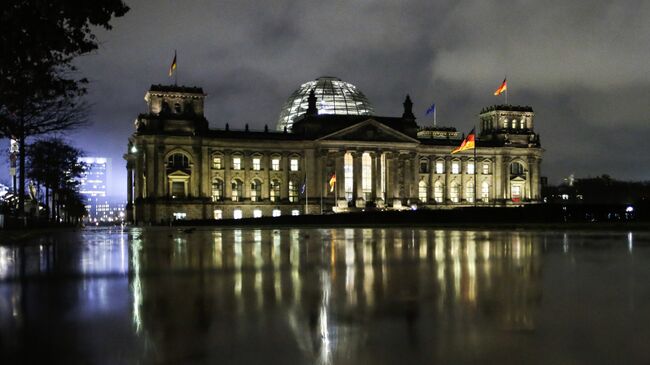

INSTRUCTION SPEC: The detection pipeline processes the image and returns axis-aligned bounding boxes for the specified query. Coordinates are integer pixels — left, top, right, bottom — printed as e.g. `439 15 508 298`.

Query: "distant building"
79 157 108 219
125 77 544 224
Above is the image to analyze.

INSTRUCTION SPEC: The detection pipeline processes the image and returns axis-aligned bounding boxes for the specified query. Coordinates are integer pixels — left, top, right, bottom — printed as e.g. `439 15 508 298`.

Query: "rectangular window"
482 163 490 175
171 181 185 197
271 158 280 171
233 157 241 170
291 210 300 216
212 157 222 169
252 158 261 171
172 212 186 220
290 158 299 171
233 209 243 219
272 209 281 217
435 161 444 174
214 209 223 220
253 209 262 218
451 161 460 174
467 162 475 174
419 160 428 173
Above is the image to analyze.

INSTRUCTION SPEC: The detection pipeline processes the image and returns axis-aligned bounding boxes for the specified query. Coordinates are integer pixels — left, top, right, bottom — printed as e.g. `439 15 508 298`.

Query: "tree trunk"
18 130 26 225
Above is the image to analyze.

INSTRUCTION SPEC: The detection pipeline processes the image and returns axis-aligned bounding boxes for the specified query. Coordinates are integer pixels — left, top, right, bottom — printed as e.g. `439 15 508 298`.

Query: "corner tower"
478 105 540 147
135 85 208 135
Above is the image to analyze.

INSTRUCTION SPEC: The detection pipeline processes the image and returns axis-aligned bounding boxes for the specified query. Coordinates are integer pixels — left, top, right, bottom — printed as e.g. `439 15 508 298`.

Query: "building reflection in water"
128 227 544 363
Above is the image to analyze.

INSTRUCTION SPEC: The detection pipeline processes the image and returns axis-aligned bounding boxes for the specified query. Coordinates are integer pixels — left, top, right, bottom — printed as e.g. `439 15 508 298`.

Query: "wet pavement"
1 227 650 364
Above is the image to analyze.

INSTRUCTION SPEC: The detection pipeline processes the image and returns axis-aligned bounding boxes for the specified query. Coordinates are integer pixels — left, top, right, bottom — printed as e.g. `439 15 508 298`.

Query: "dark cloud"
3 0 649 196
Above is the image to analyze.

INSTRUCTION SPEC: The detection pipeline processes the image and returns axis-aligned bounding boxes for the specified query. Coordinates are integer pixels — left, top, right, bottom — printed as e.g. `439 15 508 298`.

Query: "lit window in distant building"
435 161 444 174
253 209 262 218
418 180 427 202
291 210 300 216
467 162 475 174
466 182 474 203
270 180 280 202
232 157 242 170
253 158 261 171
272 209 281 217
213 156 222 169
271 158 280 171
250 180 261 202
434 181 444 203
288 181 298 202
212 179 223 201
233 209 243 219
451 161 460 174
482 163 490 175
450 183 460 203
231 180 242 201
290 158 299 171
173 212 186 220
481 182 490 202
214 209 223 220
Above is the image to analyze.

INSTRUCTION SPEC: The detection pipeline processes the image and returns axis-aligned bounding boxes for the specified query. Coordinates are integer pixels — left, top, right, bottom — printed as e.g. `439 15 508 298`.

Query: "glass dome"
276 76 374 131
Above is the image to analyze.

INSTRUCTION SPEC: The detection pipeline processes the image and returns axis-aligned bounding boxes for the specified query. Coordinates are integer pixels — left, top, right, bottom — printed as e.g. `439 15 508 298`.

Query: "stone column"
126 161 134 222
352 151 362 201
385 152 395 201
444 156 451 203
335 151 345 200
459 157 466 202
201 146 210 198
263 152 270 200
494 154 503 201
243 152 251 200
504 157 511 200
224 150 232 199
371 152 380 201
411 152 419 202
282 153 289 200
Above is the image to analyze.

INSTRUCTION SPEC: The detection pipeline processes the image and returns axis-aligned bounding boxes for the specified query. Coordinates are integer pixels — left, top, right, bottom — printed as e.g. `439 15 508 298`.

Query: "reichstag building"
125 76 543 223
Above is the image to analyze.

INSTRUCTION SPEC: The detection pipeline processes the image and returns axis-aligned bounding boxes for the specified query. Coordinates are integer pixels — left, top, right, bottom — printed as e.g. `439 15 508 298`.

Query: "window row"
419 160 492 175
212 156 300 171
417 181 492 204
211 179 304 203
213 208 300 220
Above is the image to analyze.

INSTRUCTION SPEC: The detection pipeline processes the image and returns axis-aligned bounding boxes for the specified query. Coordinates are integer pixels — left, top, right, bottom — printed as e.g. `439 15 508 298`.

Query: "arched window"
231 179 243 202
520 119 526 129
418 180 427 202
466 181 475 203
344 152 353 201
288 180 298 202
511 119 517 129
419 158 429 173
510 161 525 176
250 180 262 202
212 179 223 202
434 181 444 203
270 180 281 202
168 153 189 169
481 181 490 202
502 119 508 129
450 183 460 203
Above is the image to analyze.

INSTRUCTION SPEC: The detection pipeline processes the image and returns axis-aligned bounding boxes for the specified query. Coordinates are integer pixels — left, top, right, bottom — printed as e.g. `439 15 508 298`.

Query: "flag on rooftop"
451 128 476 154
494 78 507 96
168 50 177 77
425 103 436 116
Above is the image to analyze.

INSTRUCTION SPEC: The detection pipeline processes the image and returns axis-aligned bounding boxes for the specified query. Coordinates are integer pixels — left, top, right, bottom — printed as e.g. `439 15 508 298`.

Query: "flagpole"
174 49 178 86
433 107 437 127
474 127 477 208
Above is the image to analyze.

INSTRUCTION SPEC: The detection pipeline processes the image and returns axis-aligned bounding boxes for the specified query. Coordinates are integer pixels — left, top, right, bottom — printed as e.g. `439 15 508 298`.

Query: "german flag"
169 51 177 77
451 128 476 154
329 173 336 192
494 78 507 96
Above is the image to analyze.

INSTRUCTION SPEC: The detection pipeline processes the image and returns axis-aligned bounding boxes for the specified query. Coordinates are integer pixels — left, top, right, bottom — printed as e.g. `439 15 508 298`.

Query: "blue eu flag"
425 103 435 116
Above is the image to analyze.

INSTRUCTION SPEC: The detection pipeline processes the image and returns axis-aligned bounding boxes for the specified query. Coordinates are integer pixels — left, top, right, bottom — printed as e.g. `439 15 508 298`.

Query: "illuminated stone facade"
125 84 543 223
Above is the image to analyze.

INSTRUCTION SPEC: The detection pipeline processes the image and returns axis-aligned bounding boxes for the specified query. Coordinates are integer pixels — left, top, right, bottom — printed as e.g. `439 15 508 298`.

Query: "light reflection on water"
1 228 650 364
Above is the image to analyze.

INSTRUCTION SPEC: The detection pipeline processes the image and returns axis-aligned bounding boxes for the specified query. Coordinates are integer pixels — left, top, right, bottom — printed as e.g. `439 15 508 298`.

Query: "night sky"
2 0 650 198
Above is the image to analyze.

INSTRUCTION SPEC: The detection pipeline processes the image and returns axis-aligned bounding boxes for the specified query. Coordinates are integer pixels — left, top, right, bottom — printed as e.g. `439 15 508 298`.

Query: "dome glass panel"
276 76 374 131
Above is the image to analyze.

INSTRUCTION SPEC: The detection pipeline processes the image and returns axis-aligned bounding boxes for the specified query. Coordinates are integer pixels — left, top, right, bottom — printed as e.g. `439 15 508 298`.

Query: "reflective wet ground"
1 227 650 364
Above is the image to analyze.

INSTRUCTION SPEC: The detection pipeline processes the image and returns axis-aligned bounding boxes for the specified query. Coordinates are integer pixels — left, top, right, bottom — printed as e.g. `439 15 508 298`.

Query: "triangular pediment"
316 119 419 143
167 170 190 178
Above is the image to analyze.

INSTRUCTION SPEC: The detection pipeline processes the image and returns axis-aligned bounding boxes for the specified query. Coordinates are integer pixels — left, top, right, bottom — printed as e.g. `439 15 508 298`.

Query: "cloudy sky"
3 0 650 197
